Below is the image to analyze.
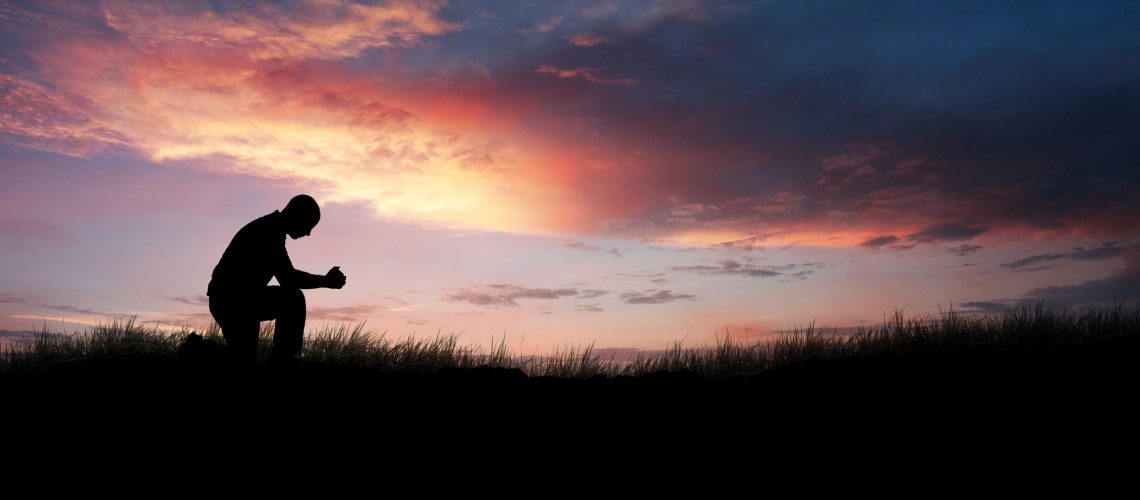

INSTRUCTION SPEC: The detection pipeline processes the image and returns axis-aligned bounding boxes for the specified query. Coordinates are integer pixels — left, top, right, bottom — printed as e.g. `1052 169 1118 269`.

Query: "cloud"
960 301 1011 313
672 259 815 280
575 304 604 312
0 329 66 348
517 15 563 33
1001 254 1067 270
102 0 460 60
1024 249 1140 306
1001 244 1128 270
534 66 638 86
563 240 601 251
0 293 114 316
171 295 209 306
814 143 889 187
568 32 610 46
577 289 609 299
947 244 983 256
308 305 378 322
563 240 622 256
0 1 566 237
606 0 714 28
610 271 669 284
4 1 1140 247
666 195 806 225
443 284 585 308
619 289 698 305
673 260 780 278
0 75 135 157
789 270 815 280
907 223 988 243
859 235 900 249
714 234 775 252
1070 246 1127 261
821 143 888 173
0 293 30 306
891 155 937 176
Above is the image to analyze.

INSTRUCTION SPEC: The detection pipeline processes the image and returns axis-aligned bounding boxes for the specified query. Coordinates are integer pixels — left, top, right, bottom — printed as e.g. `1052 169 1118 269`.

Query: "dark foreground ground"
4 337 1138 484
7 336 1137 425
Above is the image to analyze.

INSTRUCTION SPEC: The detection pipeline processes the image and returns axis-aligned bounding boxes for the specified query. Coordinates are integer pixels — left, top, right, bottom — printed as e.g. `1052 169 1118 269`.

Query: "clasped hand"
326 266 347 289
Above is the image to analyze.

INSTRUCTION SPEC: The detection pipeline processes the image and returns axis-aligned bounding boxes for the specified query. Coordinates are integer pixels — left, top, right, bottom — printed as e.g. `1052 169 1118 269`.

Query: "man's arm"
278 268 336 289
273 242 345 289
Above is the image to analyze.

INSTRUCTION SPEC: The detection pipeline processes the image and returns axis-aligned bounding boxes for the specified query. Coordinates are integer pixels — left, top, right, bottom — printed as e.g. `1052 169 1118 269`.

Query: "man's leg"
223 321 260 363
262 286 306 362
209 296 260 364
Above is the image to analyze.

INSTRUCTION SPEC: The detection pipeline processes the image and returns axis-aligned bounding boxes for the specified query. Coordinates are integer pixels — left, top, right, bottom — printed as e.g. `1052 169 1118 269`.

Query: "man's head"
282 194 320 239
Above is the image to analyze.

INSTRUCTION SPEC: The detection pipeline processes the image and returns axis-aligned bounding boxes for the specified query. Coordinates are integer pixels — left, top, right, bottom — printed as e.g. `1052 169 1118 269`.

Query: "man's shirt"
208 211 294 296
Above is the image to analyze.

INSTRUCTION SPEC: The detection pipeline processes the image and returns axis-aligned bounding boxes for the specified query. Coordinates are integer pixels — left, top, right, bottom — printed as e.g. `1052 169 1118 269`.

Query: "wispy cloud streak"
619 290 698 305
443 285 598 308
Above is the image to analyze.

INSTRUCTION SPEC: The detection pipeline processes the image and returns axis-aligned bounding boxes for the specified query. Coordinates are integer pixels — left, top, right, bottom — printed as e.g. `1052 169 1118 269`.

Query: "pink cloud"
517 15 563 34
0 75 134 157
101 0 460 60
533 66 638 86
568 32 610 46
0 2 568 235
4 1 1133 253
820 143 889 172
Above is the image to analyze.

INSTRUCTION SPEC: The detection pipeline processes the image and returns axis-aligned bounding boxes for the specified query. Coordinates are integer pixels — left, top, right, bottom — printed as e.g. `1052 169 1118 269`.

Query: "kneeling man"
207 194 347 363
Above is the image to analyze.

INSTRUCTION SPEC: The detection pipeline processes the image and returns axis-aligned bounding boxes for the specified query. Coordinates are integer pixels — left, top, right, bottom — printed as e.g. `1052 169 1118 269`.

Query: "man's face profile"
280 194 320 239
287 219 316 240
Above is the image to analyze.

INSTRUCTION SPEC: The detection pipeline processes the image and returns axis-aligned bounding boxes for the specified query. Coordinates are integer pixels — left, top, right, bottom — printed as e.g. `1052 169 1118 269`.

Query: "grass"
2 303 1138 379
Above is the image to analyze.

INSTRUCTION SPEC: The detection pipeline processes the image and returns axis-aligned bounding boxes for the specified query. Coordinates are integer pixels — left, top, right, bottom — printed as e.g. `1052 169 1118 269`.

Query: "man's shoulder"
241 210 281 230
234 211 284 240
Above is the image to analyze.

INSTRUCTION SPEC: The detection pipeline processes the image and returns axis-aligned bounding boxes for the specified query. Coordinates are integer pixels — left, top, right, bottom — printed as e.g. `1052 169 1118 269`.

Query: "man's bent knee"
285 288 305 308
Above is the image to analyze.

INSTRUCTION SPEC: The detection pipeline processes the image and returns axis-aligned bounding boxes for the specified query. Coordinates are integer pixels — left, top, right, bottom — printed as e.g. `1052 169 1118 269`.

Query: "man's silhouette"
207 195 346 363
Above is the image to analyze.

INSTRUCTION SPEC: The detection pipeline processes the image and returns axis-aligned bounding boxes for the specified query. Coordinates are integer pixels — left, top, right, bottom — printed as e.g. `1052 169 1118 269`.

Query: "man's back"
208 211 292 297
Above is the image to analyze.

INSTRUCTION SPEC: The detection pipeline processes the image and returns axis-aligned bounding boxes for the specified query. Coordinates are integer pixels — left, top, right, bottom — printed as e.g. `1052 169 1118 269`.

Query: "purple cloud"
619 289 698 305
443 285 597 308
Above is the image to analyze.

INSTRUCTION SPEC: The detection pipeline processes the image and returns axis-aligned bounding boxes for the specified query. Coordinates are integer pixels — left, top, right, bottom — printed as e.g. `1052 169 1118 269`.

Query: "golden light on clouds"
101 0 460 61
0 0 582 235
137 84 564 234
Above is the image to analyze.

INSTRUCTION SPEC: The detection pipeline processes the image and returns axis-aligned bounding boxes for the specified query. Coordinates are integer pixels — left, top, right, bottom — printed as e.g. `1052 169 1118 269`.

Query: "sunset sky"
2 0 1138 351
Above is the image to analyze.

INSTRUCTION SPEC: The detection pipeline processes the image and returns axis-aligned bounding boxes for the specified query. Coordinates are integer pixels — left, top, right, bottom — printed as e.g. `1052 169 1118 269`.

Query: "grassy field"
5 303 1138 461
4 302 1138 379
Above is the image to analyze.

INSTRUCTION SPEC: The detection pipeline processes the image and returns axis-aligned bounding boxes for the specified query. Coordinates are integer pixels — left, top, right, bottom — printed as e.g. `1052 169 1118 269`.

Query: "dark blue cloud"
860 235 900 249
960 301 1010 314
670 259 820 281
908 224 988 243
426 1 1140 237
1002 245 1129 270
1026 253 1140 305
948 244 983 256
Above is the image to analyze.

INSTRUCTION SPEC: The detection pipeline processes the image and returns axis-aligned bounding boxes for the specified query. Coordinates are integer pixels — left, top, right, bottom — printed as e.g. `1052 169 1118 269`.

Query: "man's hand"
326 266 347 289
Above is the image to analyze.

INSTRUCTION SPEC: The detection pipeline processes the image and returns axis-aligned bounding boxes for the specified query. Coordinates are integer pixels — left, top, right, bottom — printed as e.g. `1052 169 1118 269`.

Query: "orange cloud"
101 0 460 60
1 2 584 235
7 1 1091 251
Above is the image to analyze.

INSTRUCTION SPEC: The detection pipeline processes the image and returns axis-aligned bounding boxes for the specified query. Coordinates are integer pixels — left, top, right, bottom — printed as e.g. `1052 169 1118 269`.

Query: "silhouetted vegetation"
4 303 1137 379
